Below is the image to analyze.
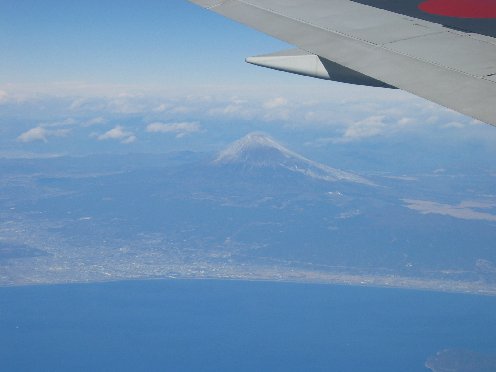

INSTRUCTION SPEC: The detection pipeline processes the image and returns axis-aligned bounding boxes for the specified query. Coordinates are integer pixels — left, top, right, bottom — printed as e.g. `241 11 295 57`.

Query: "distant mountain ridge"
214 133 373 185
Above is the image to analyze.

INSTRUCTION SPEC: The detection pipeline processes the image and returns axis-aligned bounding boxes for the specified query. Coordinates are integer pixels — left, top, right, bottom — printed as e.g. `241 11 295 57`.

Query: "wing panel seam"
234 0 496 82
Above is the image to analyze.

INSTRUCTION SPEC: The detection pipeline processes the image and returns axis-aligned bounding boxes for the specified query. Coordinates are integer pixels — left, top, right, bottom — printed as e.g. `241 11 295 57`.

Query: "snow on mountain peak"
214 133 373 185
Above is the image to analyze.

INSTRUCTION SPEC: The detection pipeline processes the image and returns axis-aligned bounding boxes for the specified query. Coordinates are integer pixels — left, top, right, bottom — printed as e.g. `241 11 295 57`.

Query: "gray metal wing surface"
188 0 496 126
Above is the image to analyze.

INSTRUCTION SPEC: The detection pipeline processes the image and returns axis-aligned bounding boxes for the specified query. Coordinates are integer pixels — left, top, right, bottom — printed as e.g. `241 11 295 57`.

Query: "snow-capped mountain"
214 133 373 185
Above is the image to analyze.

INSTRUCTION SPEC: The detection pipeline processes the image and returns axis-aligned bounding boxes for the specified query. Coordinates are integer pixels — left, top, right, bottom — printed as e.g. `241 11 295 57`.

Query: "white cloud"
342 115 387 141
229 97 248 105
207 97 260 120
17 127 70 143
18 127 47 143
264 97 288 109
208 104 244 116
42 118 77 128
146 122 201 138
330 114 423 143
97 126 136 144
170 106 193 114
121 135 137 144
442 121 465 129
397 117 416 126
0 90 8 103
83 117 106 127
153 103 169 112
263 109 291 122
69 98 87 110
107 96 146 114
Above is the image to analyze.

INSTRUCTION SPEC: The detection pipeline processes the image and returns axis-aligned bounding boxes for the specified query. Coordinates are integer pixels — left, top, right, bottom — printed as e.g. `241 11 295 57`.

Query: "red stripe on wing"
419 0 496 18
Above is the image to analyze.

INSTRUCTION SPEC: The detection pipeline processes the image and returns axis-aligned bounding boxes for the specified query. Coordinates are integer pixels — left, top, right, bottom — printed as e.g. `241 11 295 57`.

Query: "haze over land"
1 131 495 295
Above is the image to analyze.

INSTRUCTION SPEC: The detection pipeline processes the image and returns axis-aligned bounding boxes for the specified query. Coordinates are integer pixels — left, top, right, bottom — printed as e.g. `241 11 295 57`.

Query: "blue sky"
0 0 290 86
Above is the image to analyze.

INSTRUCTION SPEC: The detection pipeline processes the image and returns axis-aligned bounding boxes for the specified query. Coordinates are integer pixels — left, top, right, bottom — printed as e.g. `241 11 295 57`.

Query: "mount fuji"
214 133 373 186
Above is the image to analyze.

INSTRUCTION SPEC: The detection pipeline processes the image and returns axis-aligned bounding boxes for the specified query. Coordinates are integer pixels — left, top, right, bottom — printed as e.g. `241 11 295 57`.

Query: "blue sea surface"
1 280 496 372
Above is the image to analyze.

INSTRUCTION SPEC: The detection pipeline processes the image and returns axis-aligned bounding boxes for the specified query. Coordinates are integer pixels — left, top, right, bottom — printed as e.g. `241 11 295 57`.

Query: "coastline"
1 265 495 297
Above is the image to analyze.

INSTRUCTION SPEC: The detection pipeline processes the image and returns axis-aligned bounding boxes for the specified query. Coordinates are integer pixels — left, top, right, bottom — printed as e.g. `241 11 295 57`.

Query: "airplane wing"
188 0 496 126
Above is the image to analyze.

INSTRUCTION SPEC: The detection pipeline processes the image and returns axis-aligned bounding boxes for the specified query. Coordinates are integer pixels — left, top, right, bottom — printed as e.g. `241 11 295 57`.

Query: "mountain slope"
214 133 373 185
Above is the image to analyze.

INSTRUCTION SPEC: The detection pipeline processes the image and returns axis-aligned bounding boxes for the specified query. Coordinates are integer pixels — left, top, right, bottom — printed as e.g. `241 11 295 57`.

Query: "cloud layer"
4 83 495 155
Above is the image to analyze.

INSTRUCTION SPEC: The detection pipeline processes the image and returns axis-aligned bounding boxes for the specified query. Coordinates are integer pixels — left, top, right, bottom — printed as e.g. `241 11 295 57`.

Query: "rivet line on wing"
233 0 492 80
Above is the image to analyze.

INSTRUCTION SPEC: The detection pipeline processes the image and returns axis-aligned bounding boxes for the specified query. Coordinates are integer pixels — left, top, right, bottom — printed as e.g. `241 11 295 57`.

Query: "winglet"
246 49 394 88
246 49 332 80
